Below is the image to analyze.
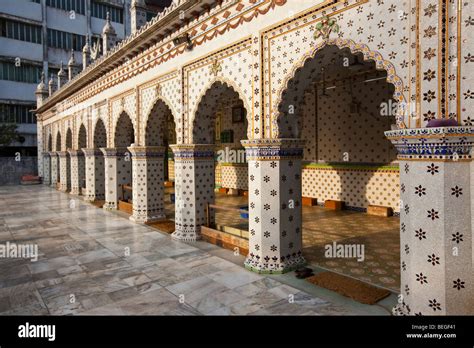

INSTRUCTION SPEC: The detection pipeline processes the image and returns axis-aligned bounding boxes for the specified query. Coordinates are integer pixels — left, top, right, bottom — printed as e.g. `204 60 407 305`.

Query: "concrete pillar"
128 146 166 223
69 150 85 195
82 149 105 202
241 139 306 274
387 127 474 315
170 144 215 241
100 147 132 210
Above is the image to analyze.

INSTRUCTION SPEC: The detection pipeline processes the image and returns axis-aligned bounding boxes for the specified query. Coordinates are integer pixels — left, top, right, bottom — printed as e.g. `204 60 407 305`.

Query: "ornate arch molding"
189 76 252 144
143 94 177 130
142 94 177 146
272 38 407 138
112 111 136 147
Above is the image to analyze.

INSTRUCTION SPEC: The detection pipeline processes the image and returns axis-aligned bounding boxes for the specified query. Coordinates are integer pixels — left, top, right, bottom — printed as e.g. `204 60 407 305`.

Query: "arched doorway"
276 44 400 291
43 133 53 185
102 112 135 210
133 98 177 223
178 80 249 248
70 124 87 195
59 128 72 192
84 119 107 203
47 134 52 152
55 131 61 152
52 130 62 190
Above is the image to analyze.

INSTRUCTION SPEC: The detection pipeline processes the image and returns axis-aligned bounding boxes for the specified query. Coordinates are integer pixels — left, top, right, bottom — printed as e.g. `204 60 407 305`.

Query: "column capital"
241 138 305 160
68 149 84 157
57 151 69 158
42 152 51 157
82 148 103 156
385 127 474 161
99 147 129 157
127 145 166 159
170 144 215 160
48 151 59 157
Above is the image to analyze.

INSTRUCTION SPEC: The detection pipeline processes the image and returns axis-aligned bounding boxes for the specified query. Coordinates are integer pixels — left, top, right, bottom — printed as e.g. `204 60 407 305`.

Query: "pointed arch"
65 128 73 150
272 38 407 138
47 133 52 152
93 118 107 148
190 77 252 143
114 111 135 147
144 98 176 147
191 80 249 144
78 123 87 149
55 130 62 151
143 94 177 130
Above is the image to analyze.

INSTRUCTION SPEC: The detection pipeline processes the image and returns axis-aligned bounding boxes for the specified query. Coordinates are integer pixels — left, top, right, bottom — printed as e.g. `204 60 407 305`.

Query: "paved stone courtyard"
0 185 399 316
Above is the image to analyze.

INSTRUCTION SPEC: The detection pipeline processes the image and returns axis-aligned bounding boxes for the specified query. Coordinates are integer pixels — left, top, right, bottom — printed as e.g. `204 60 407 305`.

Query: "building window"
47 28 85 51
0 104 36 124
30 0 41 3
0 61 41 84
91 1 123 24
0 19 42 44
46 0 85 15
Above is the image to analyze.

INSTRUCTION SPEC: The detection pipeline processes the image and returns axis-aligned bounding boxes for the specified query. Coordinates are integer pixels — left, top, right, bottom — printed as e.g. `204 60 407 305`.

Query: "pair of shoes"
295 267 314 279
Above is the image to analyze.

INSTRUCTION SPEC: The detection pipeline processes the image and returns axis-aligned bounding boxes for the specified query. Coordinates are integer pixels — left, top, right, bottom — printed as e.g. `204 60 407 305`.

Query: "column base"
70 188 81 195
244 252 306 274
171 229 202 242
103 201 117 210
129 213 166 224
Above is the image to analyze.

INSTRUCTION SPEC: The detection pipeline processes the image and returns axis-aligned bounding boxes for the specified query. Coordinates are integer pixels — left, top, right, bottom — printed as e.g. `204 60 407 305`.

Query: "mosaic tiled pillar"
170 144 215 241
128 146 166 223
82 149 105 202
100 147 132 210
42 152 51 185
68 150 85 195
49 152 59 188
58 151 71 192
387 127 474 315
241 139 306 274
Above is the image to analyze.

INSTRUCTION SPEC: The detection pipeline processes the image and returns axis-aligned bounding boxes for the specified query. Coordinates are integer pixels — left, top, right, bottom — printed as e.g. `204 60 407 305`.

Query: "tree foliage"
0 123 19 147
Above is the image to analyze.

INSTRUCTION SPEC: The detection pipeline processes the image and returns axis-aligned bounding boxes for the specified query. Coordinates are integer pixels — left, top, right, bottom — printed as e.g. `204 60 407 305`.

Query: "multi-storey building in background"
0 0 168 157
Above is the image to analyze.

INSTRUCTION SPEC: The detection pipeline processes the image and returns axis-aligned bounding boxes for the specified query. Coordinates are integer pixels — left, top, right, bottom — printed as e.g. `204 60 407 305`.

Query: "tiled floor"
166 192 400 292
0 185 371 316
302 208 400 292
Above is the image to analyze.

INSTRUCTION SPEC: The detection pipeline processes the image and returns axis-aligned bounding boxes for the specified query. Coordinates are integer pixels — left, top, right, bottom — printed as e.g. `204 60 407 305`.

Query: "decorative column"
128 146 166 223
58 151 70 192
170 144 215 241
100 147 132 210
241 139 306 274
82 149 105 202
49 152 59 188
69 150 85 195
387 127 474 315
42 152 51 185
